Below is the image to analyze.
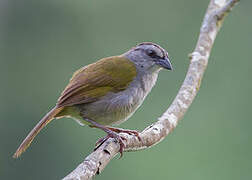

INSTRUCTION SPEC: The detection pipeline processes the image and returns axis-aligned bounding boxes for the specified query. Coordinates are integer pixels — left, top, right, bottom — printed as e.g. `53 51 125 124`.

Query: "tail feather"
13 106 63 158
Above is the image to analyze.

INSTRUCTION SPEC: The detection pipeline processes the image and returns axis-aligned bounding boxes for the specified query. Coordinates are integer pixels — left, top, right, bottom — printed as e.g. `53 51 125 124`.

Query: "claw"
95 131 126 158
90 123 141 158
107 127 142 142
118 139 125 158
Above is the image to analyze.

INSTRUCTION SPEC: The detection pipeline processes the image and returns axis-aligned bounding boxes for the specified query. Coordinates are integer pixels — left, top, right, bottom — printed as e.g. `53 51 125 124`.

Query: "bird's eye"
146 49 157 58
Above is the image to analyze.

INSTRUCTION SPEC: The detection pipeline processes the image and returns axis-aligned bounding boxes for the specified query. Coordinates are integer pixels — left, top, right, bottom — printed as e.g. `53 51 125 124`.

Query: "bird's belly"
77 94 142 125
75 87 147 126
89 104 137 126
75 72 158 126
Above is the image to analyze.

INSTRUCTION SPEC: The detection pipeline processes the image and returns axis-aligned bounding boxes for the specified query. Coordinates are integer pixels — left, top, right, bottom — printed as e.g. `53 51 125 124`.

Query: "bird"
13 42 172 158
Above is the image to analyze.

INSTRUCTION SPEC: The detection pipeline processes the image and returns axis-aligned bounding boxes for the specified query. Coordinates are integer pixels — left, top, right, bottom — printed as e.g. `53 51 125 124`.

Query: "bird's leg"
106 127 142 142
85 118 126 157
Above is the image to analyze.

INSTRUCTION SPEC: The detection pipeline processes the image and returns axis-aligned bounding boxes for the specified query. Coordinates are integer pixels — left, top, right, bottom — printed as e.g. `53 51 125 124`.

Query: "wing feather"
57 56 137 107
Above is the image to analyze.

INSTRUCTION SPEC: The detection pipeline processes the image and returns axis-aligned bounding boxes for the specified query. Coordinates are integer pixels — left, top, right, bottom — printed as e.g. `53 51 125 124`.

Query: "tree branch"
63 0 240 179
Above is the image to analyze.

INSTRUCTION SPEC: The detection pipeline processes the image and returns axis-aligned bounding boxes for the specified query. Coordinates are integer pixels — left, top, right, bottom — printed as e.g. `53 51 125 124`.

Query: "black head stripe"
137 42 166 58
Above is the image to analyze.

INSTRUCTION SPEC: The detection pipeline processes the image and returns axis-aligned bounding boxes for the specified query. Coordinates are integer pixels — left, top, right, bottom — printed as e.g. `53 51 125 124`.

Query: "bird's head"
123 42 173 73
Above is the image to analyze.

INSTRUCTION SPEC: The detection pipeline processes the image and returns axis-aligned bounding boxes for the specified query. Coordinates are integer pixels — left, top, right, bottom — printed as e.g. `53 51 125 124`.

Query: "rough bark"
63 0 240 179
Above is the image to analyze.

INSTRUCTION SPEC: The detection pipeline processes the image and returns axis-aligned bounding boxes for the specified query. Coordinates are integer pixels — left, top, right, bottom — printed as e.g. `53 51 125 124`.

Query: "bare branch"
63 0 240 179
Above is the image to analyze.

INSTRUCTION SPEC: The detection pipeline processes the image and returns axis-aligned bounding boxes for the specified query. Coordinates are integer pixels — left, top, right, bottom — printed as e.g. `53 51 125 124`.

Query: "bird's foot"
107 127 142 142
95 130 127 158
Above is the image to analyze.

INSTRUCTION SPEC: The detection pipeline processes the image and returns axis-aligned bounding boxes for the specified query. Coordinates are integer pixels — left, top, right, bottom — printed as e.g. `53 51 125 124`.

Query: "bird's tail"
13 106 63 158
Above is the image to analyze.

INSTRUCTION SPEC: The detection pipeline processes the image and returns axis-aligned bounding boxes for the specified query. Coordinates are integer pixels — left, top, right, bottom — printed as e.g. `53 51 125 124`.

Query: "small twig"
63 0 239 179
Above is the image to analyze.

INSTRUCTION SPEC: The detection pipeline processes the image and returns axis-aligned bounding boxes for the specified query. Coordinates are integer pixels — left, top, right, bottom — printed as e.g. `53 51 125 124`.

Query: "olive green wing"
57 56 137 107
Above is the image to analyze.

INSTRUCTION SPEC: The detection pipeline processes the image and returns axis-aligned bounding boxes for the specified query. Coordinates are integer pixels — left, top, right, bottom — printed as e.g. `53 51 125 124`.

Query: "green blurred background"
1 0 251 179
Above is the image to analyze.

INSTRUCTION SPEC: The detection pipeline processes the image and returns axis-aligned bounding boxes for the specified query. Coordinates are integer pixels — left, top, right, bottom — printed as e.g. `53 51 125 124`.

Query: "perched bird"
13 42 172 158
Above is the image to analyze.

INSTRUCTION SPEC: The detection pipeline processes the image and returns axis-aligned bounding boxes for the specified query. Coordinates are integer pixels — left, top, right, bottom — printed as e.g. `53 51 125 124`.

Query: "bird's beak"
156 57 173 70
